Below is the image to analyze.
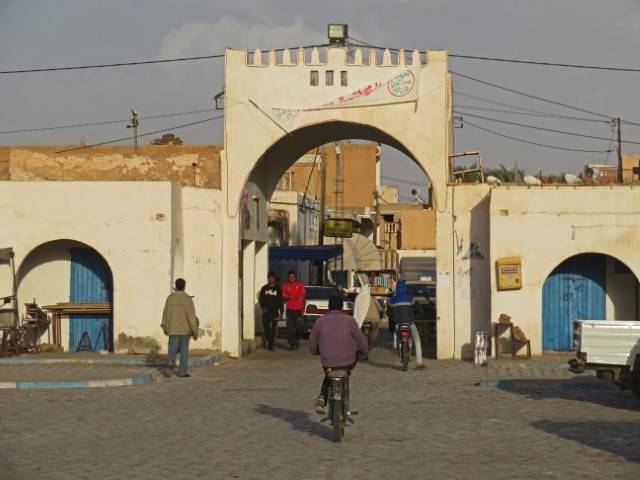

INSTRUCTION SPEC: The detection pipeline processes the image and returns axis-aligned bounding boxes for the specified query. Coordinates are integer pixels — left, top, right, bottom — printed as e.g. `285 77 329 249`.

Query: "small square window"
326 70 334 86
310 71 319 86
340 71 348 86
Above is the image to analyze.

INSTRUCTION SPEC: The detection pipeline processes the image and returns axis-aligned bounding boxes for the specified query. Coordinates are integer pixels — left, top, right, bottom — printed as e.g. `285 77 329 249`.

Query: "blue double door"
542 253 606 351
69 248 113 352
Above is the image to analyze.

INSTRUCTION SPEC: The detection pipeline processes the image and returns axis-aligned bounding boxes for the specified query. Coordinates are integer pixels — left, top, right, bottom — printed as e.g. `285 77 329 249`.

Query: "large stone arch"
220 46 454 357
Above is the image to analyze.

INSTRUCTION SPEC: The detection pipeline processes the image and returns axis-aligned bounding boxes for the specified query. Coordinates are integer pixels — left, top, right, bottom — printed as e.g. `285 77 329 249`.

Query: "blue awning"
269 245 343 262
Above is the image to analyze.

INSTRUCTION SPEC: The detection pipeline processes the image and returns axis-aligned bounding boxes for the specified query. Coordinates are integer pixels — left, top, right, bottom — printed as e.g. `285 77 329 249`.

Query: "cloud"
156 16 324 58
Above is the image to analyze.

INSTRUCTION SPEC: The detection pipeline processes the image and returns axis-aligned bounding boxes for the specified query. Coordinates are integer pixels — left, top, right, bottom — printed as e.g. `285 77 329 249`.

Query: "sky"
2 0 640 199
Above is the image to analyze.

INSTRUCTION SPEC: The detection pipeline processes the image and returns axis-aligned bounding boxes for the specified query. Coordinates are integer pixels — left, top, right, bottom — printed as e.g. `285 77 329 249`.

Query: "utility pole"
318 147 327 246
616 117 623 183
127 106 139 155
373 189 381 246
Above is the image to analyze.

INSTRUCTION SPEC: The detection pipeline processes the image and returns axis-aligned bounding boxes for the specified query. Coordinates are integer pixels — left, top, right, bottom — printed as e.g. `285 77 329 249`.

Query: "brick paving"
0 330 638 479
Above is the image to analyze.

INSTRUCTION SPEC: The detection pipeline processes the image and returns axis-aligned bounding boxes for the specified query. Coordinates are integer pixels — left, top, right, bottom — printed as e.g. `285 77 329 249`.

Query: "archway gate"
221 46 454 357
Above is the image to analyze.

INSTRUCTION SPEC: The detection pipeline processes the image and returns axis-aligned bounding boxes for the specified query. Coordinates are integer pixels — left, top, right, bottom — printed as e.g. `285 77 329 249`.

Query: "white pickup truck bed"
570 320 640 400
574 320 640 367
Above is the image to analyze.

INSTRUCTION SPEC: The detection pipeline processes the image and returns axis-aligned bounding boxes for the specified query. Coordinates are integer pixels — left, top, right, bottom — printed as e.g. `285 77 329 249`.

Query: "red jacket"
308 310 369 367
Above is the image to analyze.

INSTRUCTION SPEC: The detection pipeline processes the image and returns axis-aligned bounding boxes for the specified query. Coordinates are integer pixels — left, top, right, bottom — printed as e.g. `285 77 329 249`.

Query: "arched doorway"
542 253 639 350
239 124 435 349
18 240 114 352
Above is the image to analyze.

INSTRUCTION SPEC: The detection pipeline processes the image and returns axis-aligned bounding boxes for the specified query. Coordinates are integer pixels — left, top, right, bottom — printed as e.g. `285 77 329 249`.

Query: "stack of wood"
512 326 527 342
498 313 512 324
42 302 112 314
24 302 48 321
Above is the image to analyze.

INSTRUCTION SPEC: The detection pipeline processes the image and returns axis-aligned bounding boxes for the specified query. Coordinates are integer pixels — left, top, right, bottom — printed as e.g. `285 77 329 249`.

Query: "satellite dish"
565 173 583 185
485 175 502 185
410 188 426 203
523 175 542 186
585 167 601 184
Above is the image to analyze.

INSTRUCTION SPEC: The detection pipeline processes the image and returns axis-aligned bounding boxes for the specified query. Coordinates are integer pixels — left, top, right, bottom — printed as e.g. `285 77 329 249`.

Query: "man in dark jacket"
308 295 369 414
258 271 283 351
388 280 424 370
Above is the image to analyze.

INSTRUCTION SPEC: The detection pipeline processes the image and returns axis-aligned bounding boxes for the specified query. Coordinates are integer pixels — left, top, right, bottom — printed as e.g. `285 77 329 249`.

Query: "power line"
454 110 640 144
381 175 427 186
455 104 612 123
0 108 218 135
0 44 330 75
54 115 223 154
451 71 613 119
347 38 640 73
463 121 614 153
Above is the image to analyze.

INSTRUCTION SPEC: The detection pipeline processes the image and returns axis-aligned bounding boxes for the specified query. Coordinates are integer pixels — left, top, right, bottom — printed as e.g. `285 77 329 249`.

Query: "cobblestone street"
1 332 639 480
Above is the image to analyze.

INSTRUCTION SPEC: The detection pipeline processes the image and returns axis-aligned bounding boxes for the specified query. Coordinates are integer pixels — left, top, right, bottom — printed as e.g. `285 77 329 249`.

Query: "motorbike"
322 369 355 442
398 324 413 372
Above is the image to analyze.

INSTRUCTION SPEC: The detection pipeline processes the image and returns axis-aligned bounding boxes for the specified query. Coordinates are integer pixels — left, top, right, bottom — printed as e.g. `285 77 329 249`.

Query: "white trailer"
569 320 640 400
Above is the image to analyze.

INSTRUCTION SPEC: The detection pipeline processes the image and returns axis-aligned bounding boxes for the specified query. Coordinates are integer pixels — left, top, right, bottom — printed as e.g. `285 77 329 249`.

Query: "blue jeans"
394 323 423 365
168 335 191 375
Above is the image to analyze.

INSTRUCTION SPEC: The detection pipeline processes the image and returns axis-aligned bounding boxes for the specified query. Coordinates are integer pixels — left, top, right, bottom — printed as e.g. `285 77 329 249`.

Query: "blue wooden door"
69 248 113 352
542 253 606 350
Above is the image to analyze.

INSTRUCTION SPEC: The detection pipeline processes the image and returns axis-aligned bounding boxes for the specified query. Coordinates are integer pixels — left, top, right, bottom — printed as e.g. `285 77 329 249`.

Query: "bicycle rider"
308 295 369 414
388 280 425 370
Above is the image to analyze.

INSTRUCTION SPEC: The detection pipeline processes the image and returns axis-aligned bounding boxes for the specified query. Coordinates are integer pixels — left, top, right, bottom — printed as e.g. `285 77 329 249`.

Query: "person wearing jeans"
389 280 424 370
161 278 199 377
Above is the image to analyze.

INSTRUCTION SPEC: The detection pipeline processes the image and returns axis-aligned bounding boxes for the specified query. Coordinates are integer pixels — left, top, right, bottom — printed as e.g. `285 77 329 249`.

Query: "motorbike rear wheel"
401 341 409 371
331 399 342 442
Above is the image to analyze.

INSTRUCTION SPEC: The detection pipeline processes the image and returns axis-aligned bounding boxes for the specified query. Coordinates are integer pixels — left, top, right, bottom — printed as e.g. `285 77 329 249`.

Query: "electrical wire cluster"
1 38 639 168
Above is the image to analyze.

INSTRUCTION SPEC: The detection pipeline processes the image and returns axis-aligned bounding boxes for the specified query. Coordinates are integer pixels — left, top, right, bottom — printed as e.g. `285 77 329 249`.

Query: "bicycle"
323 368 354 442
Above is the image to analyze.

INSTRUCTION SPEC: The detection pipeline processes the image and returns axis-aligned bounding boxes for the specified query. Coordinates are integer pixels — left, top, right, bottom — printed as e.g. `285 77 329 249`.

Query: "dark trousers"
262 312 278 348
319 359 357 402
286 309 302 347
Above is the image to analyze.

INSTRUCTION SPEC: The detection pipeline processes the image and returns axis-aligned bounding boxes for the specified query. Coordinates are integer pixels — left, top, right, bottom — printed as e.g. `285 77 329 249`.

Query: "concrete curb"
480 379 616 390
0 372 156 390
0 351 221 366
0 351 221 389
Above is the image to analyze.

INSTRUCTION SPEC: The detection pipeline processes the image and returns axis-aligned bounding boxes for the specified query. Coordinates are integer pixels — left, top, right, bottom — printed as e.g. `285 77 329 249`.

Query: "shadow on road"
495 377 640 411
530 420 640 463
255 403 331 440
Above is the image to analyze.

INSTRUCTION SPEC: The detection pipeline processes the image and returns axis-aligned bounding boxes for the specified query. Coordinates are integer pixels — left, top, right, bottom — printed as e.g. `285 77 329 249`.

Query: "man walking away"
259 271 283 351
161 278 199 377
308 295 369 414
282 271 306 351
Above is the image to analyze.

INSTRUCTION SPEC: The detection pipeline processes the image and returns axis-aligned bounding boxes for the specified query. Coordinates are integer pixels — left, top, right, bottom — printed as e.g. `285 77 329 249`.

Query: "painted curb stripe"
0 352 221 366
0 373 155 390
481 379 614 390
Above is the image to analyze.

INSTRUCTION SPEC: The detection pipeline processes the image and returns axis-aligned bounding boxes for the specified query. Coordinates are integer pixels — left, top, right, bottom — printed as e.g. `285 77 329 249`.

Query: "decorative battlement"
233 47 445 68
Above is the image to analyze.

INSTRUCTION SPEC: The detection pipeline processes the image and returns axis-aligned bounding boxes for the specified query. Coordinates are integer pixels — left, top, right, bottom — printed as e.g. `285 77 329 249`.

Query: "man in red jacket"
308 295 369 414
282 271 306 351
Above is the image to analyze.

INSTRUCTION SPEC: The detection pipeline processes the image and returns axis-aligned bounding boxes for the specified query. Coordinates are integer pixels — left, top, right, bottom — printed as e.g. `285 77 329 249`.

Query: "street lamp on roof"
328 24 348 45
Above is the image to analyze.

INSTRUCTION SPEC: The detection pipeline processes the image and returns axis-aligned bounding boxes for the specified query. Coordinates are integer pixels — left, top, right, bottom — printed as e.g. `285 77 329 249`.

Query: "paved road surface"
1 333 639 479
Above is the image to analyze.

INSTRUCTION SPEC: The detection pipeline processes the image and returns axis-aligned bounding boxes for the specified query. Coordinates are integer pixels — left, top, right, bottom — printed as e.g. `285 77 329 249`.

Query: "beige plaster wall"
6 147 222 188
0 181 224 353
489 186 640 355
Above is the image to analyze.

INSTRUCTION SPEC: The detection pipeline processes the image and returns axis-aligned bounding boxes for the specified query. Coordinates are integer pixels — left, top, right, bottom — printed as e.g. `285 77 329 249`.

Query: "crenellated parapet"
241 46 436 68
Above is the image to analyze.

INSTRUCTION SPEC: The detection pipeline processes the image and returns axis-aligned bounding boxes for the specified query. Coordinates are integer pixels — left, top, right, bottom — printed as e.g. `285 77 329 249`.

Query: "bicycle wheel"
401 341 409 371
331 399 342 442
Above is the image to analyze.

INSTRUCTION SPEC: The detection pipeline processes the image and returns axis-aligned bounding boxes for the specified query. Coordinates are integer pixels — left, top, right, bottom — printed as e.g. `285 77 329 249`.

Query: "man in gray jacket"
161 278 199 377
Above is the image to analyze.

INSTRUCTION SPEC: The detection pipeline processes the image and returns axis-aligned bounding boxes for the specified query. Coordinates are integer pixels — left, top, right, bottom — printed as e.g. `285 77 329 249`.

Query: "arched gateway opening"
542 253 639 351
221 46 452 357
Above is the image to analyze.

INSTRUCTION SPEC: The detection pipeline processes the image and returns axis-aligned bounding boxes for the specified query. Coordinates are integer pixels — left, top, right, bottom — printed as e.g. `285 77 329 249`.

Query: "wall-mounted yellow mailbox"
496 257 522 290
